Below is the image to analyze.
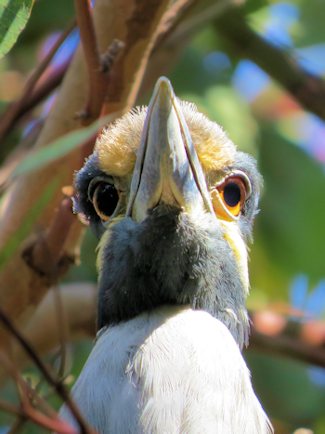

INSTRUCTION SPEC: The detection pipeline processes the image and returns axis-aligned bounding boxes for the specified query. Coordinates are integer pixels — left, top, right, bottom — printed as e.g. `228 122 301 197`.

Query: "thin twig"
0 59 71 150
8 417 27 434
52 284 68 380
0 307 93 434
21 59 70 117
0 22 75 142
0 398 71 434
0 400 22 417
0 352 75 433
20 376 59 421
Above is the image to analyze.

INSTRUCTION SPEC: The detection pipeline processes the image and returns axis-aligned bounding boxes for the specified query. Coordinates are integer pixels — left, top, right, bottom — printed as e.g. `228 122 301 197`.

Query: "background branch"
74 0 110 123
0 0 171 349
0 307 94 434
7 287 324 371
250 311 325 368
250 328 325 368
0 22 75 142
10 283 96 371
214 7 325 120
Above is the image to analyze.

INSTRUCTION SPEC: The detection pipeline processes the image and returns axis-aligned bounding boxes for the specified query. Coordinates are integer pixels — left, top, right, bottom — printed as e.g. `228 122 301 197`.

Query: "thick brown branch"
214 7 325 120
0 0 178 355
155 0 238 49
74 0 110 123
154 0 196 45
142 0 240 95
23 198 76 280
0 23 75 142
74 1 100 75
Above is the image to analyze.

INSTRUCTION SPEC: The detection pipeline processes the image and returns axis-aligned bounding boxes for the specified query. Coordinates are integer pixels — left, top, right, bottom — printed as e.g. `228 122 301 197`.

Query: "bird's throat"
97 206 249 348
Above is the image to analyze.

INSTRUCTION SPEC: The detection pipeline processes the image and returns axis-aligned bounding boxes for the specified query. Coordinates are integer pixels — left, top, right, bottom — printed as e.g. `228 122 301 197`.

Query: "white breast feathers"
60 306 272 434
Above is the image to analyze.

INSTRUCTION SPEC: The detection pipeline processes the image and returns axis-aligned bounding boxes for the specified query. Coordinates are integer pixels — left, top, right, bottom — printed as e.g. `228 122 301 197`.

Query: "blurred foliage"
19 0 74 46
294 0 325 47
246 352 325 429
0 1 324 433
258 127 325 282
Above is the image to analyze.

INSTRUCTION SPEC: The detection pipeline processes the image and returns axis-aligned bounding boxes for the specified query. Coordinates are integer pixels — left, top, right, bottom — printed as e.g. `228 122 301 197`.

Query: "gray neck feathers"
97 206 250 349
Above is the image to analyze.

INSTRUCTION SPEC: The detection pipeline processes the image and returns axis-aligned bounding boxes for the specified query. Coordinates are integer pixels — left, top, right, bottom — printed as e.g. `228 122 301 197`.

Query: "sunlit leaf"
13 114 114 177
0 0 34 58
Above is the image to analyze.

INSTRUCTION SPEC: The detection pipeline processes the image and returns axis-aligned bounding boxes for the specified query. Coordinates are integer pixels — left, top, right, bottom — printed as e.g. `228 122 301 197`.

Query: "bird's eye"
211 173 250 220
218 177 246 216
89 181 119 222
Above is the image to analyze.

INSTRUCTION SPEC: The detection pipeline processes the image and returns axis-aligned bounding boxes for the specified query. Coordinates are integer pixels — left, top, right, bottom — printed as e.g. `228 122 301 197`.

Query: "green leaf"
0 0 34 58
257 127 325 280
13 114 114 177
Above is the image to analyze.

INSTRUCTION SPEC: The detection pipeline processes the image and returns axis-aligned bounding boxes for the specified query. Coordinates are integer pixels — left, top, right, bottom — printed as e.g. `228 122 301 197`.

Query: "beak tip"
154 76 174 101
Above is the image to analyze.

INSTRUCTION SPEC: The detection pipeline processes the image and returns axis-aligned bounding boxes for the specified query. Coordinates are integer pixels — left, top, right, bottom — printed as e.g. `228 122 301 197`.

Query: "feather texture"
60 306 272 433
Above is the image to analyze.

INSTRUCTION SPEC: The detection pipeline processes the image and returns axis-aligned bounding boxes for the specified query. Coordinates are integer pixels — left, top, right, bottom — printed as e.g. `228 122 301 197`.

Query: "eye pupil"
223 182 241 207
94 182 119 219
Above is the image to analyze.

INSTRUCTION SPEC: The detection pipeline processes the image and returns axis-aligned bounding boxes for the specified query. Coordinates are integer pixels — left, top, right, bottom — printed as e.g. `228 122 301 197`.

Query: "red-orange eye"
211 174 249 220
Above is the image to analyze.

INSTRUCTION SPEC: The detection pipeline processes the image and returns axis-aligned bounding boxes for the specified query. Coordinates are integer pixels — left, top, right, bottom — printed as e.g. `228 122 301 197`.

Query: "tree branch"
141 0 241 95
103 0 172 115
0 22 75 142
74 0 111 123
250 328 325 368
0 397 77 434
0 0 174 348
14 289 325 371
11 283 96 371
0 307 94 434
22 197 77 280
21 60 70 119
214 7 325 120
250 311 325 368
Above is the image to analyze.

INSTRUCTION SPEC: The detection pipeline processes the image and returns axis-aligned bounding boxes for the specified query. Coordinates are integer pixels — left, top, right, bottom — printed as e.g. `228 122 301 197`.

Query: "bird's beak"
127 76 214 222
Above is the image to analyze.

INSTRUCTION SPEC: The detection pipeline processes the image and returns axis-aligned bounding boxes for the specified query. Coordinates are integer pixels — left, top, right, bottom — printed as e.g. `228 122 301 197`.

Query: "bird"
60 76 273 433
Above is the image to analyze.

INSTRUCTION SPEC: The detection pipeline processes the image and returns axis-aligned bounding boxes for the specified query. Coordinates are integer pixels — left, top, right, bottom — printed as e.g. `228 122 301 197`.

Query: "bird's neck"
97 207 250 349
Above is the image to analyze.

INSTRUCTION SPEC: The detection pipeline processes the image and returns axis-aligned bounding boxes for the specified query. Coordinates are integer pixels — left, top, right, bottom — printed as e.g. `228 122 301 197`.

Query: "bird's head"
74 77 261 348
